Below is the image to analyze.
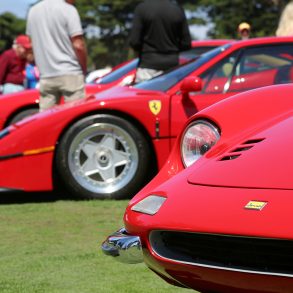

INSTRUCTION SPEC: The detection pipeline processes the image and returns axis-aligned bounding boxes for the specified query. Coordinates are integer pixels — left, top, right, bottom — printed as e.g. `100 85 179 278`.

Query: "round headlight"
181 120 220 167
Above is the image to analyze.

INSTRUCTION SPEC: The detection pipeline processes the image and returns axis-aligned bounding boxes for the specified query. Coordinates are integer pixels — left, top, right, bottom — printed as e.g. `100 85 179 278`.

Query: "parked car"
102 83 293 292
85 66 112 84
181 39 232 60
0 39 231 129
0 37 292 200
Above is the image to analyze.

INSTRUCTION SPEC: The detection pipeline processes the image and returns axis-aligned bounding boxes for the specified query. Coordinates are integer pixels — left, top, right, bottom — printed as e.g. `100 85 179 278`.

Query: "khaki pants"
135 67 163 83
39 74 85 111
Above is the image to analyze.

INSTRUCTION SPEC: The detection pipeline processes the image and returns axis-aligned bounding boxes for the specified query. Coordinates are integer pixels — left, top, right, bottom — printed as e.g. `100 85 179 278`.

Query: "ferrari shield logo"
245 201 267 211
149 100 162 115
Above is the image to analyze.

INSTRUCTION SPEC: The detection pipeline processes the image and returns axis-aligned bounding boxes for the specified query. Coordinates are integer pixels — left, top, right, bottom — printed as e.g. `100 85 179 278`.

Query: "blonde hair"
276 2 293 36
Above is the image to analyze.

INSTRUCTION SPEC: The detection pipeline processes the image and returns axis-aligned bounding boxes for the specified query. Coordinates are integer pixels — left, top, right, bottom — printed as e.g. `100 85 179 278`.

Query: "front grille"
150 231 293 276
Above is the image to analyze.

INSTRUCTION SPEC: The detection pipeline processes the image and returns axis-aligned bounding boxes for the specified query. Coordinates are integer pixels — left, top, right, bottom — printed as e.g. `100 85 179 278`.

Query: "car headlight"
131 195 166 215
181 120 220 167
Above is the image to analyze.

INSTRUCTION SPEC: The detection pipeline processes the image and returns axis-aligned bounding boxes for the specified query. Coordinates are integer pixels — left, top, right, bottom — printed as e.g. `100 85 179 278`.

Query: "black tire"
9 108 39 125
55 114 152 199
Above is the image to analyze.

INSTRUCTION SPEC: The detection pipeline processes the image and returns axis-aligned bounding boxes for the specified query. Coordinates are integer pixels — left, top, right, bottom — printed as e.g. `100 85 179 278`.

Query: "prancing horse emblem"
245 200 267 211
149 100 162 115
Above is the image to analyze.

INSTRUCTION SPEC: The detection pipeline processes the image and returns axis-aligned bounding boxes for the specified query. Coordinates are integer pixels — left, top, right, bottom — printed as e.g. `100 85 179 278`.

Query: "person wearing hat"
0 35 32 94
238 22 251 40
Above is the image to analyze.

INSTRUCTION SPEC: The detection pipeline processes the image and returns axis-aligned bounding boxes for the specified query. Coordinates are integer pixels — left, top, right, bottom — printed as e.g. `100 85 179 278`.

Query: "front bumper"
101 228 143 264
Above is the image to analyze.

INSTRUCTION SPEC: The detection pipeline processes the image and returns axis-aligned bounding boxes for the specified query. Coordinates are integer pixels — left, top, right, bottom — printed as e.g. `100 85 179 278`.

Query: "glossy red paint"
123 84 293 292
192 39 232 46
180 76 202 96
0 83 102 129
188 39 233 55
0 40 228 129
0 37 293 199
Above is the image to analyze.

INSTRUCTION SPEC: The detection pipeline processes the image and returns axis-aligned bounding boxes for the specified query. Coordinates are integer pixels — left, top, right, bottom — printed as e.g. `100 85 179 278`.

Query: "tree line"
0 0 289 70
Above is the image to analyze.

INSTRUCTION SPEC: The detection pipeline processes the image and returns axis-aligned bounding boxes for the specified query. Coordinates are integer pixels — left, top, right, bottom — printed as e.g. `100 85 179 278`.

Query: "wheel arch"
5 105 39 128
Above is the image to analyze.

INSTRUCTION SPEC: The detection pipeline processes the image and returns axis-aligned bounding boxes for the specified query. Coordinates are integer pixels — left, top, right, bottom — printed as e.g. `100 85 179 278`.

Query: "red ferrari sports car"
102 83 293 292
0 40 231 129
0 37 292 199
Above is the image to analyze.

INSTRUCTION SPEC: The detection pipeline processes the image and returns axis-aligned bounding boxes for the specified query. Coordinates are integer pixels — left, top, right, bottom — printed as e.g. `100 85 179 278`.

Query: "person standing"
276 2 293 36
25 51 39 89
26 0 88 111
0 35 32 94
129 0 191 83
238 22 251 40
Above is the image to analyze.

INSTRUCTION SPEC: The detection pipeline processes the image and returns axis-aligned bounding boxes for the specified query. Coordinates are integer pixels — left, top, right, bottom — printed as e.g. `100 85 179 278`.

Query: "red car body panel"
0 37 293 194
191 39 232 46
122 84 293 292
0 86 172 191
0 84 102 129
0 153 54 190
0 40 230 129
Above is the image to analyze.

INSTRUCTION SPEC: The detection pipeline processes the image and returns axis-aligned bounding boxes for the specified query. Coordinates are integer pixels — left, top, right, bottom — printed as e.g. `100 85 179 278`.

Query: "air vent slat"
220 155 241 161
243 138 265 144
218 138 265 162
231 146 253 152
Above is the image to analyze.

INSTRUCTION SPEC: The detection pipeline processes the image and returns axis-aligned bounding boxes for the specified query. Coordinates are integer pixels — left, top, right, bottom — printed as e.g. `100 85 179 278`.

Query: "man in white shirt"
26 0 88 111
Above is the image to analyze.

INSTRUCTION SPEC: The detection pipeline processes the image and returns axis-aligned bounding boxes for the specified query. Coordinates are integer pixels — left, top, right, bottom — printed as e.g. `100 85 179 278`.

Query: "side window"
199 54 238 94
228 45 293 92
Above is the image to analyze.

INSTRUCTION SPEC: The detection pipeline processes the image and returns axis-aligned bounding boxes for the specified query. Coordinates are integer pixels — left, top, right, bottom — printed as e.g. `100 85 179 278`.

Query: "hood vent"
219 138 265 161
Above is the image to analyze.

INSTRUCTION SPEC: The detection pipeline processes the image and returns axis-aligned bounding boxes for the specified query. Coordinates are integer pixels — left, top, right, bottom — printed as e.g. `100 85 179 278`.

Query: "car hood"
91 85 164 101
14 85 164 125
126 116 293 237
187 115 293 190
127 182 293 239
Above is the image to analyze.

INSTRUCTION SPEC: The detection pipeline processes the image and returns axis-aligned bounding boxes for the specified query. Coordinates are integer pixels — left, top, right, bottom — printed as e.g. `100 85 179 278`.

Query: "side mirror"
180 76 202 99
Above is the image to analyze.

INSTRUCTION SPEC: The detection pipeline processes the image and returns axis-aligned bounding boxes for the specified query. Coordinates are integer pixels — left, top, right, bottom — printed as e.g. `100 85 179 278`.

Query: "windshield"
134 44 231 92
180 46 219 60
97 59 139 84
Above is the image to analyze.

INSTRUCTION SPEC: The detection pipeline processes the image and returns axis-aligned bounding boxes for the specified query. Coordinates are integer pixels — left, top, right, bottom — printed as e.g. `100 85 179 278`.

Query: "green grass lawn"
0 199 193 293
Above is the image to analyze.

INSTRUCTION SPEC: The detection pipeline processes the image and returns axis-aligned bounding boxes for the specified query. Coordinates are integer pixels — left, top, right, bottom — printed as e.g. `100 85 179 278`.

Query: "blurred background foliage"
0 0 289 70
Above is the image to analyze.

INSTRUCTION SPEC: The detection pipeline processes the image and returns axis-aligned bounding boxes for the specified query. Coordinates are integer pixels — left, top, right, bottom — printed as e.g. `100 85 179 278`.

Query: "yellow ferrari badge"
245 201 267 211
149 100 162 115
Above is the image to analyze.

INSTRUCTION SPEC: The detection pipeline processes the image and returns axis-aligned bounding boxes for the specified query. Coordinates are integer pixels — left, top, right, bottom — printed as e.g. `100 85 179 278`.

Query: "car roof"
191 39 233 47
229 36 293 48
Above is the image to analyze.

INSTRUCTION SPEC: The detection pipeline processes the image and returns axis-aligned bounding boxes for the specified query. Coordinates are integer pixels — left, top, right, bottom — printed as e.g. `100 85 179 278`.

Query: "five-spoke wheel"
56 114 152 199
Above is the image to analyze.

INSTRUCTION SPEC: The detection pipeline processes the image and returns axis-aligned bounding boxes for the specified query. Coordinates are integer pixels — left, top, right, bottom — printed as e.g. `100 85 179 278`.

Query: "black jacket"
129 0 191 71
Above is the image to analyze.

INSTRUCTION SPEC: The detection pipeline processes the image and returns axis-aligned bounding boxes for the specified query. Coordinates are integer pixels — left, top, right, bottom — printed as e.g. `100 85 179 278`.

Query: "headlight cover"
131 195 166 215
181 120 220 167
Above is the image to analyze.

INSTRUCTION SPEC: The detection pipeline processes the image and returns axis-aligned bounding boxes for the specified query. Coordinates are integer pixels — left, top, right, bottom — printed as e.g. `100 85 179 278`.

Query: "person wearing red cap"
0 35 32 94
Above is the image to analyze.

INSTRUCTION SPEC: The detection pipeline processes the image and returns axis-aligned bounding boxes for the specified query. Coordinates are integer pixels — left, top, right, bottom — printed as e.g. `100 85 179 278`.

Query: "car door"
188 53 240 111
170 43 293 143
169 53 239 141
227 44 293 92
